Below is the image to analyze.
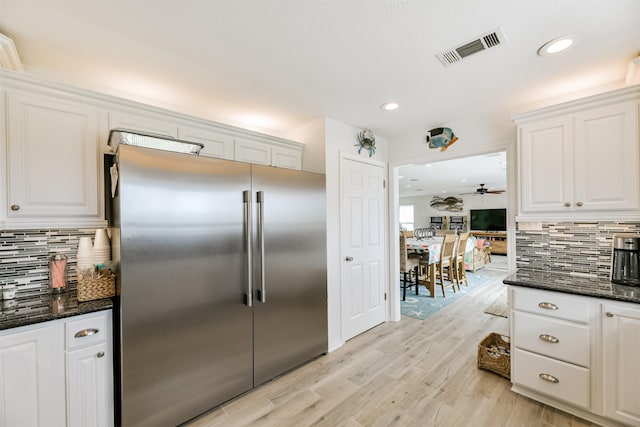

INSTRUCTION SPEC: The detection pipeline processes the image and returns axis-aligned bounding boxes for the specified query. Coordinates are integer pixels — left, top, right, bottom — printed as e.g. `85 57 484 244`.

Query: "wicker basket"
477 332 511 380
77 273 115 302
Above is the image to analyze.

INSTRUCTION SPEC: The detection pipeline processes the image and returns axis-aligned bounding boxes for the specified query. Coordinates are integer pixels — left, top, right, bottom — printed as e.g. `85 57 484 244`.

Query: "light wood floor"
187 270 599 427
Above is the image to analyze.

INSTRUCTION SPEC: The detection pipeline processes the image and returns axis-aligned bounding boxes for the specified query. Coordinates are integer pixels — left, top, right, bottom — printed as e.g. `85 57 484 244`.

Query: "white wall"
286 117 326 173
400 192 508 229
288 117 389 352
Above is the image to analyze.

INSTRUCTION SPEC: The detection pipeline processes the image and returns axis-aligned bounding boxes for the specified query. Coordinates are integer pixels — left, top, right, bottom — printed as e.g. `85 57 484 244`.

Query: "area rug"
484 289 508 318
401 273 491 320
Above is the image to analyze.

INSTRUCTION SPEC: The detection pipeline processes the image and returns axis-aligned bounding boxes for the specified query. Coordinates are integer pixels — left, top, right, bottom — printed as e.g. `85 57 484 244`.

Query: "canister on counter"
49 254 68 293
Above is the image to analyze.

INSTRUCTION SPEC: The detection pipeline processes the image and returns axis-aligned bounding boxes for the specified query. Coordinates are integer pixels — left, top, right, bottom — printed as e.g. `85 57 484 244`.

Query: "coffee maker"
611 234 640 286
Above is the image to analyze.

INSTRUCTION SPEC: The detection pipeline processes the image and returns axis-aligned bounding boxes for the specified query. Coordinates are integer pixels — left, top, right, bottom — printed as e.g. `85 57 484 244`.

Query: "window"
399 205 414 231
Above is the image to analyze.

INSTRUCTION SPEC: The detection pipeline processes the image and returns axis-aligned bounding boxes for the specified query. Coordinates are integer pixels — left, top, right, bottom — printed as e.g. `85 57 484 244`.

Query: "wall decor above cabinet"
512 85 640 221
0 69 305 229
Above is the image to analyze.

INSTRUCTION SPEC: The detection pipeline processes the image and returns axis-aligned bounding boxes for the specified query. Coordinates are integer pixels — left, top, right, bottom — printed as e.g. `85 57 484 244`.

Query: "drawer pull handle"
606 312 614 317
97 351 105 358
10 204 20 211
539 334 559 343
539 373 559 384
74 328 99 338
538 302 558 310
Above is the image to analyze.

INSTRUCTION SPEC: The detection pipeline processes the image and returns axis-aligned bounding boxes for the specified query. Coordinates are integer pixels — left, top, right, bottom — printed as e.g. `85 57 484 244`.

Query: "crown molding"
0 33 24 71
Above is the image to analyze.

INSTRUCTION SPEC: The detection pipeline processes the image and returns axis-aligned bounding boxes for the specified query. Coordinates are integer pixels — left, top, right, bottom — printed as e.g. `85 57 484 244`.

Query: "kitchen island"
504 269 640 427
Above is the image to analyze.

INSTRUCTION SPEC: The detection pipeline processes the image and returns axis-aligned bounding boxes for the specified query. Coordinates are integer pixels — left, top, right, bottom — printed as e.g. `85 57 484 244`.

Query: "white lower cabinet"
66 342 111 427
602 301 640 426
510 286 640 426
0 310 113 427
0 321 66 427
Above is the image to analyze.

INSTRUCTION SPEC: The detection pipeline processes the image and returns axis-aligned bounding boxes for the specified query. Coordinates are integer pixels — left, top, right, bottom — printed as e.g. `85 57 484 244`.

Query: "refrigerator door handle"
243 190 253 307
257 191 266 303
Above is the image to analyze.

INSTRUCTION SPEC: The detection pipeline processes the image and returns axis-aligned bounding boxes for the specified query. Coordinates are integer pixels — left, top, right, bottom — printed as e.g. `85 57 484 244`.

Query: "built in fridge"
106 130 327 427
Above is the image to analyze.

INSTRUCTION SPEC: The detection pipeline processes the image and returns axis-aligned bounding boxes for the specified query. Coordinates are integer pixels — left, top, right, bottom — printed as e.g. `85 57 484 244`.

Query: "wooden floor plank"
188 270 600 427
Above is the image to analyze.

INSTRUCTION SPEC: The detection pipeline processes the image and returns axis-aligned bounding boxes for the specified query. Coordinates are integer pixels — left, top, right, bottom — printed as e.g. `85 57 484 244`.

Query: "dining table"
404 236 442 298
404 236 474 298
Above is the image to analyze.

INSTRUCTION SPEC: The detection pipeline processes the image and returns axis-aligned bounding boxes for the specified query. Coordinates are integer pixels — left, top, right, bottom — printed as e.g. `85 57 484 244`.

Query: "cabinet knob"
97 351 105 358
345 256 354 262
10 204 20 211
576 202 583 207
606 312 614 317
564 202 571 207
539 373 559 384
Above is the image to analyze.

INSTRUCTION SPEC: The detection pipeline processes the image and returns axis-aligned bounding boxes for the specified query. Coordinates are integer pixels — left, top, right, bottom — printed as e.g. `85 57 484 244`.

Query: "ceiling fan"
461 183 505 195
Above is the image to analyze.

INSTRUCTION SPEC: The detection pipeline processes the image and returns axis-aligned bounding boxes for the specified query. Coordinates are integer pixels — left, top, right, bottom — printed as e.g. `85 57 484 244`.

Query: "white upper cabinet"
513 86 640 220
1 70 305 228
108 111 178 138
4 90 105 228
234 137 303 169
573 102 639 211
519 115 574 213
178 125 234 160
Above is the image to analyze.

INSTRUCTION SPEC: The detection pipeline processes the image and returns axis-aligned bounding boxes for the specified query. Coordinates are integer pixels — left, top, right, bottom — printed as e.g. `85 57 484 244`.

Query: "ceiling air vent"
435 27 507 66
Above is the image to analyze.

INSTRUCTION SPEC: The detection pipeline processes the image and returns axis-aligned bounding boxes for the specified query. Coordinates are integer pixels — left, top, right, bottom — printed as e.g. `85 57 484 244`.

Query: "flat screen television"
470 208 507 231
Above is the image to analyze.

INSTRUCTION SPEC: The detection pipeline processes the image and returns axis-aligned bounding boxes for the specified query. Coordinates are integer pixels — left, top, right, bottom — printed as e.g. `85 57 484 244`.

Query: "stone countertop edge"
503 269 640 305
0 291 114 331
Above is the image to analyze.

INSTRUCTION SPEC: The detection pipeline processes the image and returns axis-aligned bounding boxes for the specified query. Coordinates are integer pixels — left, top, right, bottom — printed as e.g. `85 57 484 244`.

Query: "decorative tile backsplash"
0 229 97 294
516 221 640 278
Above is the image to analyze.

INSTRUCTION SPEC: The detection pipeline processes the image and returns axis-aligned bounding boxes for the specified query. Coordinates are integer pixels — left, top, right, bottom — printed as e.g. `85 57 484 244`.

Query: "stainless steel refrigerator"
107 132 327 427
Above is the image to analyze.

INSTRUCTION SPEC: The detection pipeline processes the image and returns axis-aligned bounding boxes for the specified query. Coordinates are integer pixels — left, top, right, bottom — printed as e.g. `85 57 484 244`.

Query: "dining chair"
434 233 458 297
454 232 470 288
400 234 420 300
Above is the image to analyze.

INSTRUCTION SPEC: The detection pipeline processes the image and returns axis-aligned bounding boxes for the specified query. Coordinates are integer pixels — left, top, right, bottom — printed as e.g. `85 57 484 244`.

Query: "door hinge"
384 292 387 301
383 180 386 188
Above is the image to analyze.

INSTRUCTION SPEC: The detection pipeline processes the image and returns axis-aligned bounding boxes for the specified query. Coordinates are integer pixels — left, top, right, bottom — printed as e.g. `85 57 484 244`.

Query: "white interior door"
340 156 386 341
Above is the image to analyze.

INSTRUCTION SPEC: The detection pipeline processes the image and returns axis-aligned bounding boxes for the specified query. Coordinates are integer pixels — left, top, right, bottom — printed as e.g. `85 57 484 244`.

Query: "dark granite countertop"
503 269 640 305
0 290 113 331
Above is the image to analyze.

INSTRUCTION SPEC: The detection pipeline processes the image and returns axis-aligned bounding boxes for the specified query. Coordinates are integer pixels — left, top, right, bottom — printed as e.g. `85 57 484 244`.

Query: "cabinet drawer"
513 311 590 367
66 312 108 350
512 287 590 323
513 348 589 409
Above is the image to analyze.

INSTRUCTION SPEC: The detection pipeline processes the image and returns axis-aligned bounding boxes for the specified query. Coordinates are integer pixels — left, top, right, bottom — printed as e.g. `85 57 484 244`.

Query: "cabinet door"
178 126 234 159
519 116 573 212
574 101 639 211
66 342 112 427
602 303 640 425
108 111 178 138
234 137 271 165
272 145 302 170
6 92 101 218
0 322 66 427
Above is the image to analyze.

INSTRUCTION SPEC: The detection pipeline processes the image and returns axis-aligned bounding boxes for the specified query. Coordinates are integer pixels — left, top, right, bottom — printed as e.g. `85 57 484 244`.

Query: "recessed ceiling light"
398 175 405 179
442 190 447 194
461 179 467 182
538 36 575 56
380 101 399 111
424 164 432 168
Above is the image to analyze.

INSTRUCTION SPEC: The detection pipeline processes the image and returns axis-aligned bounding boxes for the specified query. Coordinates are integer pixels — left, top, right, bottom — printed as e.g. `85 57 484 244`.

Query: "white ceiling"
399 151 507 197
0 1 638 144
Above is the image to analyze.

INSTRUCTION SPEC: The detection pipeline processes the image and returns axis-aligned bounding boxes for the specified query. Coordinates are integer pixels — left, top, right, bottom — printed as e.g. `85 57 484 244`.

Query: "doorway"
389 148 515 321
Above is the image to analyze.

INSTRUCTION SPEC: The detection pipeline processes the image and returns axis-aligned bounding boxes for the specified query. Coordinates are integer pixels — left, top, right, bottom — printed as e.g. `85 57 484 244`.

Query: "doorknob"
345 256 354 262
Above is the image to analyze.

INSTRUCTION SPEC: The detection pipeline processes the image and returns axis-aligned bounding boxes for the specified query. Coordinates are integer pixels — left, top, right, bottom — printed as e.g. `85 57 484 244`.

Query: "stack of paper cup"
93 228 111 265
76 237 94 271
